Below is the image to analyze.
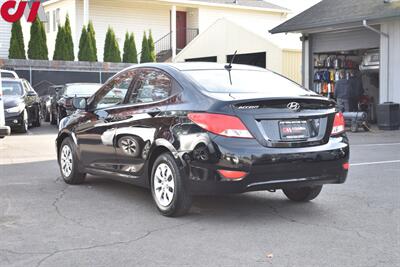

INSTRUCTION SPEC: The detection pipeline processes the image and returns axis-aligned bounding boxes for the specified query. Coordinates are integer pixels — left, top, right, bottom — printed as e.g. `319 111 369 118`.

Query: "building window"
45 12 50 33
52 8 61 31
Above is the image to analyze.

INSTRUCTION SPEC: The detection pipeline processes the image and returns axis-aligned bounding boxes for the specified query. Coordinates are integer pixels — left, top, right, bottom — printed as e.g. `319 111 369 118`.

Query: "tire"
50 111 57 125
283 186 323 202
16 110 28 133
44 109 50 122
59 137 86 185
151 153 192 217
32 107 41 127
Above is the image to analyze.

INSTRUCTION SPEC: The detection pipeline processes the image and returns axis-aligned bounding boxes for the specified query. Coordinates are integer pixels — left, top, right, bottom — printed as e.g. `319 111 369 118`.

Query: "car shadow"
83 175 324 223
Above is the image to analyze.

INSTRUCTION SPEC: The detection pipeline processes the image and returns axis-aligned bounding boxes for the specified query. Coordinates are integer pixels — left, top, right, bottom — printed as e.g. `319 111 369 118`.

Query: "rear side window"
129 69 175 104
184 69 311 96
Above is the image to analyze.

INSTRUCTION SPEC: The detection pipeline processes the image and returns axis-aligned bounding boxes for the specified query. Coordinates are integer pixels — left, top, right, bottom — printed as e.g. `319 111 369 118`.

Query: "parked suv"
3 78 41 133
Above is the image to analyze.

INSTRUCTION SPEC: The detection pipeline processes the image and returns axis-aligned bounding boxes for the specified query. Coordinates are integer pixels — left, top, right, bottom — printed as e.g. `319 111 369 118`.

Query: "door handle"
148 108 161 116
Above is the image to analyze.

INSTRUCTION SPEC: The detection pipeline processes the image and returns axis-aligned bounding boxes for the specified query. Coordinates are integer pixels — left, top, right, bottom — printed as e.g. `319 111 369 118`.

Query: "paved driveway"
0 124 399 267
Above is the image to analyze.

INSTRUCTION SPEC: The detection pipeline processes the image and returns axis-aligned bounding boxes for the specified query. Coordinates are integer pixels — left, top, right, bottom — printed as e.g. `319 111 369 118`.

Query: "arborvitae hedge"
9 20 26 59
78 26 96 62
147 30 156 62
87 21 97 61
103 27 121 63
64 15 74 61
53 26 66 60
140 31 150 63
28 18 48 60
123 32 138 63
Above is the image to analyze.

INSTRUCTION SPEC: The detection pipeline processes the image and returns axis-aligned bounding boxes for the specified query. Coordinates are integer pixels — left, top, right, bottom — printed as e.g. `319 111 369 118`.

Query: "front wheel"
16 110 28 133
283 186 323 202
151 153 192 217
59 137 86 185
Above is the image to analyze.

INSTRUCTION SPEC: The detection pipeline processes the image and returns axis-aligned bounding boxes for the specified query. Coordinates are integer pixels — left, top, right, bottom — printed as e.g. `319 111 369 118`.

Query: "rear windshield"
184 69 310 95
65 84 101 96
1 81 23 96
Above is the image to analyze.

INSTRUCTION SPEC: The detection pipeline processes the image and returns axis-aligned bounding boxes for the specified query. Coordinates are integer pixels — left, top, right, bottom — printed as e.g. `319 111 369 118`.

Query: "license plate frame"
279 120 310 141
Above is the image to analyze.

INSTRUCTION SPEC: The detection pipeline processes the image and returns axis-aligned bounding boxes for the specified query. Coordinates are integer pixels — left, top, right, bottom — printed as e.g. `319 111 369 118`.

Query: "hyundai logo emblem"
287 102 301 112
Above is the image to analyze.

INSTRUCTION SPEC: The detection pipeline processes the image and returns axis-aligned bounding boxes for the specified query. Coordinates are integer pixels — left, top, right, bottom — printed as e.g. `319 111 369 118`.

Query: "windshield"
65 84 101 96
184 69 311 96
1 81 23 96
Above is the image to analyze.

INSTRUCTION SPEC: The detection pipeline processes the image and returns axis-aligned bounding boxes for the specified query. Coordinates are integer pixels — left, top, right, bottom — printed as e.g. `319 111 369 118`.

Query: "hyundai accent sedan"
56 63 349 217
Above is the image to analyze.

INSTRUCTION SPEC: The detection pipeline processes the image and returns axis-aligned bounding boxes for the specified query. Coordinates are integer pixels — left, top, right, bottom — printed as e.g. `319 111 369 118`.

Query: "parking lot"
0 124 399 267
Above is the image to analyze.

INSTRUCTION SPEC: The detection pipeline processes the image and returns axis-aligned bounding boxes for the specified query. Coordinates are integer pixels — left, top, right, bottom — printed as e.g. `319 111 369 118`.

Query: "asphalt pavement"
0 124 399 267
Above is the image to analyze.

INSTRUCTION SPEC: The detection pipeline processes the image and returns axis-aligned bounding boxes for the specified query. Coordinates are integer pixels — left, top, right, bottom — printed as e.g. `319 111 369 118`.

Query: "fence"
0 59 134 94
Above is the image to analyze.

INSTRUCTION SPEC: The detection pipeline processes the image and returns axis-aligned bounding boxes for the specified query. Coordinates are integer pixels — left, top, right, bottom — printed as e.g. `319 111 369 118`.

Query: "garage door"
311 27 380 53
227 52 266 68
185 56 217 62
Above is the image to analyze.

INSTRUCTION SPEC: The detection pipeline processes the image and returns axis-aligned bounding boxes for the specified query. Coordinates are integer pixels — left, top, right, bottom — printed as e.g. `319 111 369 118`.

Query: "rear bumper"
183 135 349 195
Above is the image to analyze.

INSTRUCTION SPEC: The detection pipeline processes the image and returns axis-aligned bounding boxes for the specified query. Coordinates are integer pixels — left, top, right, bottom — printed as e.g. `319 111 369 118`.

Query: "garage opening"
312 48 379 123
185 56 217 63
227 52 266 68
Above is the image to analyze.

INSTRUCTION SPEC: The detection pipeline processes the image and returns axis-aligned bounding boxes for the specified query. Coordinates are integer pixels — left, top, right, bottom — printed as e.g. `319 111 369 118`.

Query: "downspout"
362 20 390 102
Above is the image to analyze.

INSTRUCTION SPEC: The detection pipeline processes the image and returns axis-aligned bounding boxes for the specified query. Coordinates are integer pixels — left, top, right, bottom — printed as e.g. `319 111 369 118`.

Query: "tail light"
218 170 248 180
331 112 345 136
188 113 253 138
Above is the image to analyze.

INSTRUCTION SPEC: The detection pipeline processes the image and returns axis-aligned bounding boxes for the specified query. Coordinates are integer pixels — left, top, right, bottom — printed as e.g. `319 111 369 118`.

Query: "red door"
176 11 187 49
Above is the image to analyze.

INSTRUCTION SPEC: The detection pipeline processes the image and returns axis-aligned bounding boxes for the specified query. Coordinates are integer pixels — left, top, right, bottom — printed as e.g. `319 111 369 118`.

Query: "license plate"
279 120 309 140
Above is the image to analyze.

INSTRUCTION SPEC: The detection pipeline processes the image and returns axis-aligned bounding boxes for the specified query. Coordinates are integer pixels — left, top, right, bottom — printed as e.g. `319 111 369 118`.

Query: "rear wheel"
283 186 323 202
151 153 192 217
16 110 28 133
59 137 86 185
50 111 57 125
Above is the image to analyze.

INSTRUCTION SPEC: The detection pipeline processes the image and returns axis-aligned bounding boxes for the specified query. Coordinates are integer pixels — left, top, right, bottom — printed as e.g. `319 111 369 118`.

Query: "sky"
266 0 322 15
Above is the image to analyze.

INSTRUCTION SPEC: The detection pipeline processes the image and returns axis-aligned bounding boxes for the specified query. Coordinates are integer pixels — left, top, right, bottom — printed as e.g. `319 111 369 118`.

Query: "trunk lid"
230 96 337 148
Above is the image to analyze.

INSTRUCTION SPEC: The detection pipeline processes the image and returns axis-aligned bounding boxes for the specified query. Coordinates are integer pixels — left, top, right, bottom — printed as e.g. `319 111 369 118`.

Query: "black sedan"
3 78 41 133
56 63 349 217
51 83 102 125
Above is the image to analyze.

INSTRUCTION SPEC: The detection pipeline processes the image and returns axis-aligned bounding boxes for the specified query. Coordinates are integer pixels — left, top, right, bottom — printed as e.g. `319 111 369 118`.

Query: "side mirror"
27 91 37 97
72 97 87 110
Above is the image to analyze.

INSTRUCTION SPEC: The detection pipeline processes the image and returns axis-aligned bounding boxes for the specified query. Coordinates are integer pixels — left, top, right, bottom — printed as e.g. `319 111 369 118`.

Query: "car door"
112 68 181 177
74 69 137 171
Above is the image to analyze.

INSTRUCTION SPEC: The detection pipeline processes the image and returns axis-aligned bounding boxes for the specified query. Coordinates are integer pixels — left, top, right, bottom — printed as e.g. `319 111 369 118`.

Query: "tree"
103 27 121 63
53 25 66 60
140 31 149 63
147 30 156 62
28 18 48 60
78 26 96 62
87 21 97 61
122 32 138 63
9 20 26 59
64 14 74 61
129 33 138 63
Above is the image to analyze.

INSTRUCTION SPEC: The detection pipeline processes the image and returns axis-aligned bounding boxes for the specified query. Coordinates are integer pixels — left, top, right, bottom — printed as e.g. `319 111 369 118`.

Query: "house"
270 0 400 109
17 0 303 82
0 16 11 59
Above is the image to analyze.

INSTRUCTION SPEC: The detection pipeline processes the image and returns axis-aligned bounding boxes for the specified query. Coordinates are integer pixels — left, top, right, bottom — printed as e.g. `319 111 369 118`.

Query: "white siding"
380 18 400 104
175 19 283 73
0 17 12 59
198 6 285 39
88 0 171 62
42 0 77 59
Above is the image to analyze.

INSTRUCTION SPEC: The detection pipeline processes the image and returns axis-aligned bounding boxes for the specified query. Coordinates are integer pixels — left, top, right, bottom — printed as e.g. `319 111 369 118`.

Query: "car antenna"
225 50 237 85
225 50 237 71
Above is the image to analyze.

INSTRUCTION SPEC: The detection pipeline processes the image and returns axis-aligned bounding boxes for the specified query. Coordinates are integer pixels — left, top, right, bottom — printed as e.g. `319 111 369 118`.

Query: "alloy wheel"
153 163 175 207
60 145 73 177
120 137 138 155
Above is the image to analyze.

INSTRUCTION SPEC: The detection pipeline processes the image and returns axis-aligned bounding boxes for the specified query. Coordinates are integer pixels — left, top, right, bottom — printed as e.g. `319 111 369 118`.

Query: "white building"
7 0 303 82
